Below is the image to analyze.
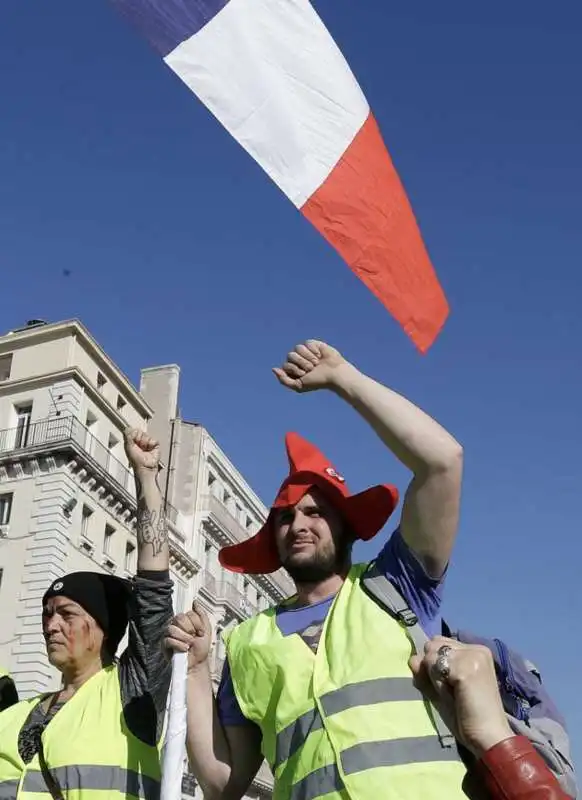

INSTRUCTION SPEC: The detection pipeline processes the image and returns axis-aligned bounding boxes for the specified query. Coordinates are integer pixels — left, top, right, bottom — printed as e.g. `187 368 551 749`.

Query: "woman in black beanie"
0 429 174 800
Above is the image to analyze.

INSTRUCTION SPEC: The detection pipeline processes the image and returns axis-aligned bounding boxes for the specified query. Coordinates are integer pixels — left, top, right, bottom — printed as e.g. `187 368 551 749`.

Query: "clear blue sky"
2 0 580 764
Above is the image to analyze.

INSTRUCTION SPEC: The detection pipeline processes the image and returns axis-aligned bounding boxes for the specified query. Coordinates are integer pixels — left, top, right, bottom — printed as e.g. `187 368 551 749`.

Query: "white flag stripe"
164 0 369 208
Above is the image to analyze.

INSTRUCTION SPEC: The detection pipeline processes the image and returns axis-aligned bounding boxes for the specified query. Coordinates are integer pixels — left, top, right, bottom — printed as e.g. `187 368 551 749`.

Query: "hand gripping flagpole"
160 651 188 800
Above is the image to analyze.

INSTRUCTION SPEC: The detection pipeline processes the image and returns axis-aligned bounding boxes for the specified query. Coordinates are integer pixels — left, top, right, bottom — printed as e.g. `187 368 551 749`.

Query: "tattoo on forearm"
135 474 168 557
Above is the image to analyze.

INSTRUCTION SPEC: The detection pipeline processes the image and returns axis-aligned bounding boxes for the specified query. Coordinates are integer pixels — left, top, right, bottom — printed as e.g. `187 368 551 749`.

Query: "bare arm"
165 605 263 800
134 471 170 572
185 664 263 800
275 342 463 578
333 362 462 577
124 428 170 573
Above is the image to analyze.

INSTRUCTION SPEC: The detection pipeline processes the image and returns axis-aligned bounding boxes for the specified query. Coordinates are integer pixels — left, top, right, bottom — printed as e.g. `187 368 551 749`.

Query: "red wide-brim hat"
219 432 399 575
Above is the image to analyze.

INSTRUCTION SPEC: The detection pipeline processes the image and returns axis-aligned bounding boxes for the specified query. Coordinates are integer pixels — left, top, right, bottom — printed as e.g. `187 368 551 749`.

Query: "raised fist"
123 428 160 473
164 601 213 671
273 340 348 393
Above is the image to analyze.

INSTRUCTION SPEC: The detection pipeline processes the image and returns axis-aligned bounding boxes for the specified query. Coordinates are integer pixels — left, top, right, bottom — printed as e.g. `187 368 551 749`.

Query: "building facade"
0 319 292 799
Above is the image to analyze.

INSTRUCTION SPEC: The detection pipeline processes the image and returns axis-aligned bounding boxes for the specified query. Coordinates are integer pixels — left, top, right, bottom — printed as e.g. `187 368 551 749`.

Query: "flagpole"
161 651 188 800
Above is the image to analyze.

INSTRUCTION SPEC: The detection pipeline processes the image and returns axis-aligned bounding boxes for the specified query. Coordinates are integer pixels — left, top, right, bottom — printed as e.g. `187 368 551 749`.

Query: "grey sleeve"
118 571 174 745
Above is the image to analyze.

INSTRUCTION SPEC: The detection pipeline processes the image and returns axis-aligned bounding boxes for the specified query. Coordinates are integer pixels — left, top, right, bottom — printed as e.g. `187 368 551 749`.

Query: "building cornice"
0 367 142 431
0 320 152 418
203 434 268 523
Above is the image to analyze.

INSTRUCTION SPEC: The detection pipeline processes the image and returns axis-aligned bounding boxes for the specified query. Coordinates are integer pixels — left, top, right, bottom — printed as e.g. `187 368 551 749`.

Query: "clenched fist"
273 340 349 393
409 637 513 758
164 602 213 671
123 428 160 474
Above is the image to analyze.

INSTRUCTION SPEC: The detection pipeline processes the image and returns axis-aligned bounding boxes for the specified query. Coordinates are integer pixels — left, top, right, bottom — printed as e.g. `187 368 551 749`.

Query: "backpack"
361 561 577 798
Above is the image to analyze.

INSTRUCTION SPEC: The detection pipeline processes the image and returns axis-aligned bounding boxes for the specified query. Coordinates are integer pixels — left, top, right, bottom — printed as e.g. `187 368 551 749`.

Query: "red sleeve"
474 736 569 800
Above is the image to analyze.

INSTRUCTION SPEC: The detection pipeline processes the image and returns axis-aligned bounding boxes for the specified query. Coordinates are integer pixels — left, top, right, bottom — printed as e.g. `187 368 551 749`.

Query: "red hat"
218 432 399 575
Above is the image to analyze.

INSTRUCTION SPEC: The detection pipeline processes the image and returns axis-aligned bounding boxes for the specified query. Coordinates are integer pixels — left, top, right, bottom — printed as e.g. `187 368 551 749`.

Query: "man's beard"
281 540 351 585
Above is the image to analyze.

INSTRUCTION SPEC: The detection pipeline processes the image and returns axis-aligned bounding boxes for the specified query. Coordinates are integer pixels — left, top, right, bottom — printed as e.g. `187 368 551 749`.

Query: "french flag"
110 0 449 351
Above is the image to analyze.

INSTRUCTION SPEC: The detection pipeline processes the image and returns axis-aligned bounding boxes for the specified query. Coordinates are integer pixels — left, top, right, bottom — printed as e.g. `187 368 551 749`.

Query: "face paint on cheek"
63 626 77 653
80 619 94 651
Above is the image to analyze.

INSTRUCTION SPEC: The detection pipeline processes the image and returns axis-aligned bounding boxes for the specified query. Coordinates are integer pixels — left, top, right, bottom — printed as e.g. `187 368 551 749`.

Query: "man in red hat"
166 340 466 800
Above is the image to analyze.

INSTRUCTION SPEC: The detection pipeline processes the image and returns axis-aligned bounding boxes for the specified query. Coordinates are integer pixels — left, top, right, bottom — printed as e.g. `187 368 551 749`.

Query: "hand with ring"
409 636 514 758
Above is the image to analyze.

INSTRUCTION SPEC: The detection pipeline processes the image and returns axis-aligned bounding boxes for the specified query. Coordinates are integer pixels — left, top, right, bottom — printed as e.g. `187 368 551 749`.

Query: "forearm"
134 469 170 572
331 362 462 474
474 736 569 800
186 664 233 799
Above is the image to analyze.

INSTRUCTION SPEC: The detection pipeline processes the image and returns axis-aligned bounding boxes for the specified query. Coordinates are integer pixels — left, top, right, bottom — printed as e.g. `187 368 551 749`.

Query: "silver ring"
435 645 452 680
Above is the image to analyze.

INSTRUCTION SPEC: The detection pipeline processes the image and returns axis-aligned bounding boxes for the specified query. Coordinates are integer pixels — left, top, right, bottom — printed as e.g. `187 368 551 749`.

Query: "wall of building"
0 475 36 660
0 319 288 798
1 335 71 381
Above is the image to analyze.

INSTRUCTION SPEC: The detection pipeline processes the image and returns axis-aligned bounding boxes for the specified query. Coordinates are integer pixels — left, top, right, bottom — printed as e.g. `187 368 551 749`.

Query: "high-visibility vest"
226 563 469 800
0 665 161 800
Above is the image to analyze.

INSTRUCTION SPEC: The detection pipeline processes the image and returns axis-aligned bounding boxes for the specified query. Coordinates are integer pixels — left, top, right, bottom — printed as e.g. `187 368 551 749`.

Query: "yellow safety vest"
226 563 469 800
0 665 161 800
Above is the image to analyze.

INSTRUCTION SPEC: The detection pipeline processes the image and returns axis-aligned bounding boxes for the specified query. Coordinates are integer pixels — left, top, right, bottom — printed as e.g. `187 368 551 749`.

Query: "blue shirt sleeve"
374 528 446 639
216 657 258 728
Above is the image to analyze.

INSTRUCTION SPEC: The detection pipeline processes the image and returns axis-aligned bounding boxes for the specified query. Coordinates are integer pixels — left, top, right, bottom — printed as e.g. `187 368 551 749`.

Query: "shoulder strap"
38 738 65 800
361 561 456 749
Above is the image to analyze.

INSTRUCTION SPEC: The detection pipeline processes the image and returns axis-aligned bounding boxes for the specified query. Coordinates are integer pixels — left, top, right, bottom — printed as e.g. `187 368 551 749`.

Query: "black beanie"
43 572 133 655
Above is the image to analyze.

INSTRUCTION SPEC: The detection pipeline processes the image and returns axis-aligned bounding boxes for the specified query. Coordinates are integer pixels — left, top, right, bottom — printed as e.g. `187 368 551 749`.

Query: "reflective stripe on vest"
289 738 461 800
0 667 161 800
226 563 468 800
21 766 159 798
0 779 18 800
276 676 426 767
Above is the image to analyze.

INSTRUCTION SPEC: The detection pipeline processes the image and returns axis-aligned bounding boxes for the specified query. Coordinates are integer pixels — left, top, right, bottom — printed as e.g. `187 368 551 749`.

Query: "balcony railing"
202 493 294 599
0 415 180 521
203 492 254 544
200 569 256 619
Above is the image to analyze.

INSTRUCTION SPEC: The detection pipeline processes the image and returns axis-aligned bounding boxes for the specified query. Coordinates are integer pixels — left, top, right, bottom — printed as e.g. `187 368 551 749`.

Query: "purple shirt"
217 529 445 726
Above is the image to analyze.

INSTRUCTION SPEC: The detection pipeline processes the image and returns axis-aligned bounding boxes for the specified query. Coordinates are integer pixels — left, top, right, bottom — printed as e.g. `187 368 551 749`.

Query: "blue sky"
2 0 581 764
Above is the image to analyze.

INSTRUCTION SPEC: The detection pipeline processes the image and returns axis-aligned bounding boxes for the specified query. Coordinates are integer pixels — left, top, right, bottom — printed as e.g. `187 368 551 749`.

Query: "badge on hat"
325 467 345 483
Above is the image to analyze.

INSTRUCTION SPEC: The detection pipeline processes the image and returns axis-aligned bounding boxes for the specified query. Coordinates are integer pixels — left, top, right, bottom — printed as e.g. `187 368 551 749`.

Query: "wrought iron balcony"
201 494 294 600
199 569 256 621
202 492 253 544
0 415 180 523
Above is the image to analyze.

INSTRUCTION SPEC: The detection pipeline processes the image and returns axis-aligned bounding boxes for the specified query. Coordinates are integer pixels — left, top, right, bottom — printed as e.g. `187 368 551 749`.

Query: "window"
0 493 13 526
15 404 32 448
81 505 93 539
107 433 119 471
85 411 97 456
223 489 231 504
208 472 216 488
203 541 212 570
104 524 115 555
116 395 126 412
0 354 12 382
245 515 253 530
97 373 107 392
235 503 243 522
124 541 136 573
